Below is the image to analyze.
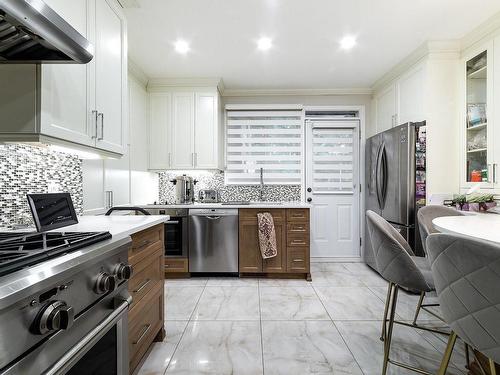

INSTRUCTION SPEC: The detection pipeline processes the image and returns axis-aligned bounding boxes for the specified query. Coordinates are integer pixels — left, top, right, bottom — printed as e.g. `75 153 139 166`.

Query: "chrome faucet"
259 167 265 201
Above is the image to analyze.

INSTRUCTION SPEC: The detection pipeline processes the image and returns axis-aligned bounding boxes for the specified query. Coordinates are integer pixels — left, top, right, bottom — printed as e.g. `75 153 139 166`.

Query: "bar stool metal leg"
382 284 399 375
490 358 497 375
437 331 457 375
412 291 425 325
380 282 394 342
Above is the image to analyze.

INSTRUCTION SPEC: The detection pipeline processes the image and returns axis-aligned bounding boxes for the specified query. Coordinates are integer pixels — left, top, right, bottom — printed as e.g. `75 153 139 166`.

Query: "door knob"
307 198 312 202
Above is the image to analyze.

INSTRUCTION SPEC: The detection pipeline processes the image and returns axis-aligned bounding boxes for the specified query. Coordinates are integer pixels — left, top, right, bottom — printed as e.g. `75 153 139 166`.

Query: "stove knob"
94 272 117 294
33 301 74 335
115 263 133 281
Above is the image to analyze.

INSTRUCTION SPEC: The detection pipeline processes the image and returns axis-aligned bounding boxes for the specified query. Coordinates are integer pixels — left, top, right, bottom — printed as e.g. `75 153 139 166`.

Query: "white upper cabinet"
148 87 221 170
171 92 195 169
397 65 425 124
0 0 127 157
195 93 219 169
374 84 396 133
149 93 172 169
40 0 92 147
94 0 127 155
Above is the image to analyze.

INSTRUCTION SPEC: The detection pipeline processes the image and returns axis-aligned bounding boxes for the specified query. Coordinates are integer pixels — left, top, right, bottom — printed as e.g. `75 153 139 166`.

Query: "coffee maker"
170 175 198 204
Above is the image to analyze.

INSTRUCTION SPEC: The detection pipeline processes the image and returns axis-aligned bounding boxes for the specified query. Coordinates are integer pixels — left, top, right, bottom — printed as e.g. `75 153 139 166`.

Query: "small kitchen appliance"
198 189 220 203
170 175 198 204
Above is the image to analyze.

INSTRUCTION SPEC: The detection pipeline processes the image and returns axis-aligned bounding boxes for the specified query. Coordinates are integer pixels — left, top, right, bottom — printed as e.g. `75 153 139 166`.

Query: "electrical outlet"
47 182 61 193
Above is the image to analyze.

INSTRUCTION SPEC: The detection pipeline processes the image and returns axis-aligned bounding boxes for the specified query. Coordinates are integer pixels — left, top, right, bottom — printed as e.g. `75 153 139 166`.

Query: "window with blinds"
311 127 355 193
225 109 303 185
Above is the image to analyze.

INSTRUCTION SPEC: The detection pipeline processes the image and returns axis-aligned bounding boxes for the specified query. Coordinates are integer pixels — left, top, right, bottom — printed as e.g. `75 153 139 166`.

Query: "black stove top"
0 231 112 277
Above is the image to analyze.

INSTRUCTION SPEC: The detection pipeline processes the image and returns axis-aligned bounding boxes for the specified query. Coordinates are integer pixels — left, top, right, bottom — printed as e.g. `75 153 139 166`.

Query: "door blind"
312 127 354 193
225 109 303 185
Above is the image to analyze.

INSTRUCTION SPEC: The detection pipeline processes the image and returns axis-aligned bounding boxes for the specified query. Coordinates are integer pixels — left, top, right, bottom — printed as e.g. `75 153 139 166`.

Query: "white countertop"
58 215 170 238
433 213 500 244
139 202 311 209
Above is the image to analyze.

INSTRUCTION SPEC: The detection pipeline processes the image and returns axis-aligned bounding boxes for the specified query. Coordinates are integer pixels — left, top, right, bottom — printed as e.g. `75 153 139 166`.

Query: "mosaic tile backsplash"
158 171 301 204
0 144 83 229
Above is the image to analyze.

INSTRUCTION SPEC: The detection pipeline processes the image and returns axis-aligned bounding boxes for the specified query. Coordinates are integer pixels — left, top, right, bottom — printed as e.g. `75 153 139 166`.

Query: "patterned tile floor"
136 262 468 375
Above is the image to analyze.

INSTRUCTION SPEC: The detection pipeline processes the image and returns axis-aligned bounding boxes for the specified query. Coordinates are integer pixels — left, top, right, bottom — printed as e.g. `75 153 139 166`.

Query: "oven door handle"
165 220 180 224
44 299 130 375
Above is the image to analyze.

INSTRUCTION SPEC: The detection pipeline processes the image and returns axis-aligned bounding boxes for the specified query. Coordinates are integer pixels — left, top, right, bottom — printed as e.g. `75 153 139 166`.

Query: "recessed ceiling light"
257 37 272 51
339 35 357 50
174 40 190 54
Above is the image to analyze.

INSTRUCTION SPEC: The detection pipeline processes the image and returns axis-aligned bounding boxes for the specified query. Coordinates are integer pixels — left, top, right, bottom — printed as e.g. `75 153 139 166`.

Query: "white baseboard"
311 257 363 263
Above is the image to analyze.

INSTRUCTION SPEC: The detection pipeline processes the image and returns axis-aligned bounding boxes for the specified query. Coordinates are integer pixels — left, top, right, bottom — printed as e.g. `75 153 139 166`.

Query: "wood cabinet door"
95 0 127 155
238 219 262 273
194 92 219 169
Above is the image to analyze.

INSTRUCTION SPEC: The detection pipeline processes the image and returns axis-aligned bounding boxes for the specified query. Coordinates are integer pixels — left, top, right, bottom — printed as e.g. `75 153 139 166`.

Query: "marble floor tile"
335 320 464 375
311 263 366 287
192 286 260 320
262 321 362 375
314 286 386 320
165 321 263 375
258 278 312 287
342 262 389 287
369 286 442 321
165 278 208 287
260 287 330 320
206 277 259 287
165 286 204 320
137 321 188 375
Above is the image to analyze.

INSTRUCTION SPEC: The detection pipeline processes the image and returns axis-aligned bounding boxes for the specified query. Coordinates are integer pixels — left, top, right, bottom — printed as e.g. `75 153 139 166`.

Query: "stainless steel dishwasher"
189 208 239 273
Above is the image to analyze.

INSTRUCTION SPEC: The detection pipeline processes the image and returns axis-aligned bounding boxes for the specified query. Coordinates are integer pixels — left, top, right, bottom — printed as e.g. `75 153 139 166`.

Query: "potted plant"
454 193 496 212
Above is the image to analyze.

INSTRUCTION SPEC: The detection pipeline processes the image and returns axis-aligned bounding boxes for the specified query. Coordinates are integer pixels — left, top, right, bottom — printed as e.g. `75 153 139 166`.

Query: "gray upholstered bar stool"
427 233 500 375
366 210 448 375
412 205 464 325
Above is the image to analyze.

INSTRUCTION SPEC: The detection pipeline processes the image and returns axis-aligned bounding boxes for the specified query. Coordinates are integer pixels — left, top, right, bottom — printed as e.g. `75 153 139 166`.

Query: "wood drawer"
287 222 309 234
128 247 163 310
239 208 286 222
287 233 310 247
165 257 188 273
129 285 163 373
287 247 309 272
287 208 309 222
129 224 164 266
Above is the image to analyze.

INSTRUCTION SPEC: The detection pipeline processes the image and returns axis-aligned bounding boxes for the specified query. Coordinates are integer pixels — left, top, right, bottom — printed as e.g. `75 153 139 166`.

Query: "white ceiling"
124 0 500 90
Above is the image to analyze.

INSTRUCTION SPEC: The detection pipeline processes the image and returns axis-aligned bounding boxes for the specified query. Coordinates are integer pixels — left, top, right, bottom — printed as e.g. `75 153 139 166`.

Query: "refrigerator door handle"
380 144 388 208
375 143 383 209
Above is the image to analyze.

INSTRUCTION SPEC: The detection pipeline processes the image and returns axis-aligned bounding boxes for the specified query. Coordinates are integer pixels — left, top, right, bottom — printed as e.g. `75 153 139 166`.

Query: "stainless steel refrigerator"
364 121 427 269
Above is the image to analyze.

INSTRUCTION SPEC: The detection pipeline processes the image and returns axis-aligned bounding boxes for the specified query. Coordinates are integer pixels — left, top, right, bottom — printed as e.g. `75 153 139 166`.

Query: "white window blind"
225 109 303 185
311 127 354 193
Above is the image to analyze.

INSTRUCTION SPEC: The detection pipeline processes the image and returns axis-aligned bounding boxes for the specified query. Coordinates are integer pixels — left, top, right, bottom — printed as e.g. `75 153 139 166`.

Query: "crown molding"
221 87 373 97
371 40 461 92
147 77 223 92
461 11 500 53
128 59 149 87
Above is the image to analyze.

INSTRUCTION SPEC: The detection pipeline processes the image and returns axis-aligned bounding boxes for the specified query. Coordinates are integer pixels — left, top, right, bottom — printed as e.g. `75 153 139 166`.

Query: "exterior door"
306 120 360 258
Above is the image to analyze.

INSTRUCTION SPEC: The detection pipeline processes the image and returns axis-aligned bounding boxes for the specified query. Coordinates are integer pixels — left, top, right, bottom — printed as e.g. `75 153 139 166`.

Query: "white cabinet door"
129 78 149 171
40 0 93 147
494 36 500 188
95 0 127 155
194 92 218 169
375 84 397 133
397 64 425 124
104 147 131 207
171 92 195 169
82 159 105 215
149 92 172 169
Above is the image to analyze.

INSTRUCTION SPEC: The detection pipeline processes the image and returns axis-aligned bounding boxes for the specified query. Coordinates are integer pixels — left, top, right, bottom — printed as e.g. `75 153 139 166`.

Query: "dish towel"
257 212 277 259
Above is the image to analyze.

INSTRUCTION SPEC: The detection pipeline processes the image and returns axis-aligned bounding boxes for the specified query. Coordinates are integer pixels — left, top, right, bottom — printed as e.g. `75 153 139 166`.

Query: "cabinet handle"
91 110 98 139
133 278 151 293
168 153 172 167
291 239 306 245
293 258 304 262
494 163 498 184
97 112 104 140
133 323 151 345
194 152 198 167
134 239 151 251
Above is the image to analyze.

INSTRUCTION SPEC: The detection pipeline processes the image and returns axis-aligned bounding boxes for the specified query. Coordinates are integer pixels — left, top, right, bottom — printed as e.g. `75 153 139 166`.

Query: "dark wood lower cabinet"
239 208 310 278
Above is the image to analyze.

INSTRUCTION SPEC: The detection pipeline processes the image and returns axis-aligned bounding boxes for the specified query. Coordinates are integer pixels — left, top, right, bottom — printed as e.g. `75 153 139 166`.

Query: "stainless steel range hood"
0 0 93 63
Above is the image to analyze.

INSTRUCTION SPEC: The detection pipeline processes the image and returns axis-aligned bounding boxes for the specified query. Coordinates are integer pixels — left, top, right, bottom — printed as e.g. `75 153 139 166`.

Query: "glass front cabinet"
462 42 495 188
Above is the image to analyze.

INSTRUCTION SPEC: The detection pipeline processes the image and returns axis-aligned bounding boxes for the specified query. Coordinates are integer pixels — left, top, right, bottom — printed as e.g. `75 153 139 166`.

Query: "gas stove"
0 231 112 277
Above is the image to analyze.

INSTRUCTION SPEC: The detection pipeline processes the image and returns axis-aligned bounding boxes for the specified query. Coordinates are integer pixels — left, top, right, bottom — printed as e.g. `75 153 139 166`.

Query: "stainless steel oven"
144 208 188 257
